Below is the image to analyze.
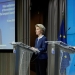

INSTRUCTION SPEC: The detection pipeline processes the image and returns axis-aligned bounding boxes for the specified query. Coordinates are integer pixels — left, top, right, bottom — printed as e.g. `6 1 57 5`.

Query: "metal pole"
54 44 60 75
15 46 20 75
48 43 60 75
48 44 55 75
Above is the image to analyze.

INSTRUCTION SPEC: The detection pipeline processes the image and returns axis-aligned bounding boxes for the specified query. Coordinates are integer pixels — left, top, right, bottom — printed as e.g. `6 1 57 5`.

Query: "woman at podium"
31 24 48 75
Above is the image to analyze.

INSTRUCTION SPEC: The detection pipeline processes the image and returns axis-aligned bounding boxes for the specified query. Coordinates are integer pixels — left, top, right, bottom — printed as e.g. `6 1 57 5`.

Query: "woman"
31 24 48 75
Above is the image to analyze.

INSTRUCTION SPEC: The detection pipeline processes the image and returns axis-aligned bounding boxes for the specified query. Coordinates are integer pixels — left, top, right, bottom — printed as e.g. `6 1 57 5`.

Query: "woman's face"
35 26 42 35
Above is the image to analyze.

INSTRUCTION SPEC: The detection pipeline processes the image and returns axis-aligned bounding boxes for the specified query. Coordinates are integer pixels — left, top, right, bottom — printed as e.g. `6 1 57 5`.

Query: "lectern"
11 42 40 75
46 41 75 75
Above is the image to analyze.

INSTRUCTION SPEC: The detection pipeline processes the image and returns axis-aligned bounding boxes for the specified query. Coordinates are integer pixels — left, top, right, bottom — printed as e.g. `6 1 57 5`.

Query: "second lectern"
46 41 75 75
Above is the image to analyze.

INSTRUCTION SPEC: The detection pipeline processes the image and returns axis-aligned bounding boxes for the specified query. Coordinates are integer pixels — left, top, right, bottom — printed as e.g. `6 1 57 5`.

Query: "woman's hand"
31 47 37 50
30 47 39 52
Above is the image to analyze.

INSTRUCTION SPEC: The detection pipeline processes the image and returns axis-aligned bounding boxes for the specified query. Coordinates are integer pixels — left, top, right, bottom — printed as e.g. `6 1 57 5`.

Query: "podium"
11 42 40 75
45 41 75 75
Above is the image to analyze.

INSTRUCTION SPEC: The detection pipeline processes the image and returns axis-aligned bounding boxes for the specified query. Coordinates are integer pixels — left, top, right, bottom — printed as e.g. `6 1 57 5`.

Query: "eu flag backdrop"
58 19 70 74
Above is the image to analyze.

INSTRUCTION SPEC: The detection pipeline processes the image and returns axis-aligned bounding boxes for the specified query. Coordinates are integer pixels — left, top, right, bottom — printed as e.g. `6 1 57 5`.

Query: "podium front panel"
47 43 75 75
59 50 70 75
15 45 33 75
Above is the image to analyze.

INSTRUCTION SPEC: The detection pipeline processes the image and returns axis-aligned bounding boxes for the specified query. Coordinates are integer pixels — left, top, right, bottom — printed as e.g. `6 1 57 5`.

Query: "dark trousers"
35 59 47 75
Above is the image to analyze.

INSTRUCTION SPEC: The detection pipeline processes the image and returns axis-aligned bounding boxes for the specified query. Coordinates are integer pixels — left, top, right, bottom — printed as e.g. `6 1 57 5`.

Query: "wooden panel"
30 12 43 47
30 71 36 75
0 53 15 75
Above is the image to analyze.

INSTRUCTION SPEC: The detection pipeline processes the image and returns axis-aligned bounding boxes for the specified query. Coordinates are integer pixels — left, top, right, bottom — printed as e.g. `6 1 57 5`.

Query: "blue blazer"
35 36 48 59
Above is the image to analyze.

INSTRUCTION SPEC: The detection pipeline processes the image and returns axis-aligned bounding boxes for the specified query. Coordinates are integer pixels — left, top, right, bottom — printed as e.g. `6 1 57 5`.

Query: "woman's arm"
38 37 48 52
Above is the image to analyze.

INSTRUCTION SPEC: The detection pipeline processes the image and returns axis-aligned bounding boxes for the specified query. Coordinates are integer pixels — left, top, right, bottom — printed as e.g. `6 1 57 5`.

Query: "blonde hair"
35 24 46 34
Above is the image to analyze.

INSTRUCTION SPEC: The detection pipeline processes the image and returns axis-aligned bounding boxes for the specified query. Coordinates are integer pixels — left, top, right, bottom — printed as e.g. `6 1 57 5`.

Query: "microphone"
67 27 71 31
12 39 30 53
52 27 71 54
64 27 71 36
67 27 75 35
66 27 71 33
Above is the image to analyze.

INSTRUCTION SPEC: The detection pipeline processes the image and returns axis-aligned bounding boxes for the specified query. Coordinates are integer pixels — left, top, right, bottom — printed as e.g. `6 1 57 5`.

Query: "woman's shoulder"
35 36 47 41
43 36 47 38
42 36 47 40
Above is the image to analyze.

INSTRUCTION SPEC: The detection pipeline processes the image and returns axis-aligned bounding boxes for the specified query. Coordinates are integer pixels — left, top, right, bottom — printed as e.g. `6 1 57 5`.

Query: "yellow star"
64 55 67 58
63 35 66 38
60 35 62 37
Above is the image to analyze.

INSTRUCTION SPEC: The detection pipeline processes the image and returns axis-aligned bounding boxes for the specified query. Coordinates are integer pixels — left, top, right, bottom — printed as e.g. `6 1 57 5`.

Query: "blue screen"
0 0 15 49
0 0 14 3
67 0 75 75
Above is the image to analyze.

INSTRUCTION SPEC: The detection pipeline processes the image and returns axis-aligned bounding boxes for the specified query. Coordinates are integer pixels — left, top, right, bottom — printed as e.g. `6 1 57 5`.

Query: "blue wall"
67 0 75 75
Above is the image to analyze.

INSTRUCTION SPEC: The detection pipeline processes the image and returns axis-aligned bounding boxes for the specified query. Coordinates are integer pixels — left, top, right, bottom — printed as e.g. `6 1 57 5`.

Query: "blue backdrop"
0 0 15 49
67 0 75 75
0 0 14 3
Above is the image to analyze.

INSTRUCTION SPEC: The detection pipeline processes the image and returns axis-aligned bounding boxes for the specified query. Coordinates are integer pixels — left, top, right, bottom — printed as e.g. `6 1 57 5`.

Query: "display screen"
0 0 15 49
0 0 14 3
